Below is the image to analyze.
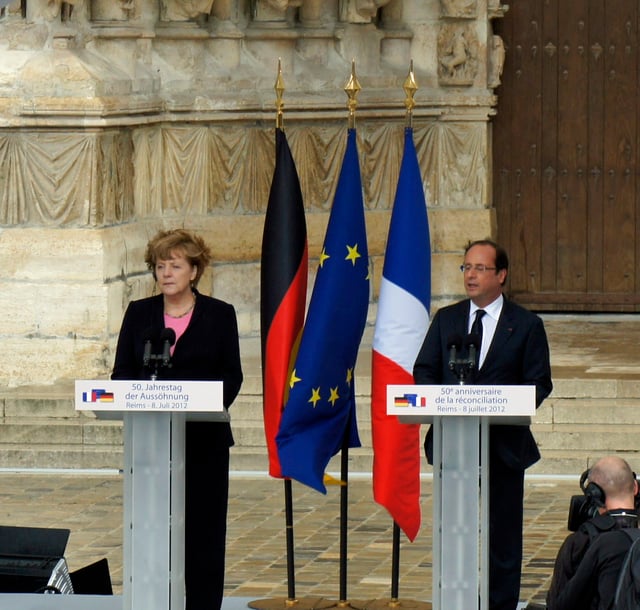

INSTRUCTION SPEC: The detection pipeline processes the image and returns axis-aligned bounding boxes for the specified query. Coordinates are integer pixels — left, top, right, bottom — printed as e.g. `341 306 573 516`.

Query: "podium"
75 379 227 610
387 384 535 610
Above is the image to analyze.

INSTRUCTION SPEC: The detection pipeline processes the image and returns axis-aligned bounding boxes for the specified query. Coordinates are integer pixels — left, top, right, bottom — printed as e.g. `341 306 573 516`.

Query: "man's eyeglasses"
460 264 497 273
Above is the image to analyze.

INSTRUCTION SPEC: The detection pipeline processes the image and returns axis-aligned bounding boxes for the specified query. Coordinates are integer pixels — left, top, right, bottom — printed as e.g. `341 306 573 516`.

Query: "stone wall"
0 0 507 387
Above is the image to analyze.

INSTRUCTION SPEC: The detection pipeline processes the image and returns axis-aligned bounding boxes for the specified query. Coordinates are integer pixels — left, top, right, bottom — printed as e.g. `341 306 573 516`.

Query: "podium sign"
74 379 224 414
387 385 536 610
387 384 535 419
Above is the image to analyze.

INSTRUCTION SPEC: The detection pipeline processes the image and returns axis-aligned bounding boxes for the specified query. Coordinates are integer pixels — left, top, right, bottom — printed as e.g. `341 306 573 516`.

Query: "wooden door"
492 0 640 311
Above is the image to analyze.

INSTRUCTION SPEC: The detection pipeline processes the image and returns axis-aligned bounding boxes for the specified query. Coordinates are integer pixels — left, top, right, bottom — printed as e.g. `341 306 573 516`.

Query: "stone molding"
0 120 488 226
0 0 506 122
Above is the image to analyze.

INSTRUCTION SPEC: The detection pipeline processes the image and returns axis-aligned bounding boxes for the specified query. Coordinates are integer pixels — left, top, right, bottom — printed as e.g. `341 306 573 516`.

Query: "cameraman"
546 455 639 610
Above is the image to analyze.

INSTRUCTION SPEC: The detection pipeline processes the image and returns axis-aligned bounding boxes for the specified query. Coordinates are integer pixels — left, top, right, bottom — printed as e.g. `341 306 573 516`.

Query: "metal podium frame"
387 384 535 610
432 414 489 610
122 411 185 610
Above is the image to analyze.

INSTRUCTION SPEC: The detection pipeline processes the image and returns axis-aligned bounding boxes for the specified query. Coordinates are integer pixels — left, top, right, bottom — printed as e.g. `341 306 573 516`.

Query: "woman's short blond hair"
145 229 212 286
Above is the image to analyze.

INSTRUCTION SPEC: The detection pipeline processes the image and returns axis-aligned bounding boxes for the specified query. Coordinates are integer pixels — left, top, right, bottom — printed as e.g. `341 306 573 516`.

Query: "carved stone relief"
0 1 22 18
0 121 487 226
251 0 302 25
340 0 391 24
440 0 477 19
379 0 402 28
416 121 486 208
487 0 508 20
211 0 233 21
0 130 133 225
160 0 214 22
27 0 87 21
298 0 330 28
438 24 478 86
91 0 135 22
488 34 505 88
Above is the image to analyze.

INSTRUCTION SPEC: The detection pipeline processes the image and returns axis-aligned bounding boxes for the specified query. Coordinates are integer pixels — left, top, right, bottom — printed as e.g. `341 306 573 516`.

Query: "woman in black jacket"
112 228 243 610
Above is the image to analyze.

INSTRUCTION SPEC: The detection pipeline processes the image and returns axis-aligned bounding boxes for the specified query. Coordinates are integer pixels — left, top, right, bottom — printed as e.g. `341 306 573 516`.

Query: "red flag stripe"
263 258 307 478
371 349 421 542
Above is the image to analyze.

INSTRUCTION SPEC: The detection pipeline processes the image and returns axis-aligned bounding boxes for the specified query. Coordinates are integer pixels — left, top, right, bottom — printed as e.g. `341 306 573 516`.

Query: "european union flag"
276 128 369 493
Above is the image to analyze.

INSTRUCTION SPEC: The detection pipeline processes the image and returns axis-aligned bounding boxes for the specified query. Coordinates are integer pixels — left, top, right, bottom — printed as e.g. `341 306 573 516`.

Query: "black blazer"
413 297 552 471
112 290 243 448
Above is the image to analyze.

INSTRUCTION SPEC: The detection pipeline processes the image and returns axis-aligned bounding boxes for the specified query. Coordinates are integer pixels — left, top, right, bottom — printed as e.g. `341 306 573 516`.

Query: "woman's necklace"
164 297 195 319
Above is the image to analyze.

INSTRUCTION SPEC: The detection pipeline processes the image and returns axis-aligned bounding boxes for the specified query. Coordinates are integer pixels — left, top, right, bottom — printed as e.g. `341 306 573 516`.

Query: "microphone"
447 333 462 371
160 328 176 367
142 330 153 367
464 333 481 369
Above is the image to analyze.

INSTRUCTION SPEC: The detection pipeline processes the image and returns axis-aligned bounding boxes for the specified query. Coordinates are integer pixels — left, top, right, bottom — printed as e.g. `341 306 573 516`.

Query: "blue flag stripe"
382 128 430 308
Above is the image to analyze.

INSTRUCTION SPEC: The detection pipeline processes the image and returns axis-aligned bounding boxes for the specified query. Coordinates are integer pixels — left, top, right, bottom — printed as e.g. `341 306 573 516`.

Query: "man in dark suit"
413 239 552 610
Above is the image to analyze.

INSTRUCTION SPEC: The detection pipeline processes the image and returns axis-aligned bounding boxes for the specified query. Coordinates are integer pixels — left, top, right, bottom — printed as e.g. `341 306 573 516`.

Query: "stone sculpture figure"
440 0 477 19
488 34 505 88
340 0 391 24
28 0 85 20
160 0 215 21
441 30 469 77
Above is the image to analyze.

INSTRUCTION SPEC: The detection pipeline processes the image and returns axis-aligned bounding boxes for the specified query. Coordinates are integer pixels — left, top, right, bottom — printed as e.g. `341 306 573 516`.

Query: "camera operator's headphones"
579 469 606 508
580 467 640 507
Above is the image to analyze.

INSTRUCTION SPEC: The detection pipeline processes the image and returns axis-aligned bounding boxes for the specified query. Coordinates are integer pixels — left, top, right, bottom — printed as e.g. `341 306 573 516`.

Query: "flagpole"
381 61 432 610
251 60 332 610
284 478 296 600
383 61 431 610
390 524 401 600
274 64 297 604
340 60 362 609
352 62 432 610
339 426 350 605
315 60 362 610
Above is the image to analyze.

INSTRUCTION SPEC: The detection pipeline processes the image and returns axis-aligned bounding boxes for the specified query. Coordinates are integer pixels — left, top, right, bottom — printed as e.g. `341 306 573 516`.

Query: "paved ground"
1 313 639 608
0 470 580 608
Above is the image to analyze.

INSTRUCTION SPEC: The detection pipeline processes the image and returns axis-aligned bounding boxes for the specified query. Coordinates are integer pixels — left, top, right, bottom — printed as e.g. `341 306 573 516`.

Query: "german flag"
260 127 308 479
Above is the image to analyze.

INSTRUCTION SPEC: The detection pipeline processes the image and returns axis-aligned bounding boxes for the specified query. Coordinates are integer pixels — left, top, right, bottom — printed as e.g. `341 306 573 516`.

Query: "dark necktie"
471 309 486 344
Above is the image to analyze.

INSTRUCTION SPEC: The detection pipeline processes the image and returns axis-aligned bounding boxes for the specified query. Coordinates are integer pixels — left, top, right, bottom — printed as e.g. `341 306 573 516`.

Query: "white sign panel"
387 384 535 417
75 379 224 413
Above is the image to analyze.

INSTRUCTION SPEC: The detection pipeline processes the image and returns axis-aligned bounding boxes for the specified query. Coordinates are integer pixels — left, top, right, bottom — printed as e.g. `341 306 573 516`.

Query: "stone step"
0 417 122 445
2 350 640 473
0 443 123 470
533 424 640 452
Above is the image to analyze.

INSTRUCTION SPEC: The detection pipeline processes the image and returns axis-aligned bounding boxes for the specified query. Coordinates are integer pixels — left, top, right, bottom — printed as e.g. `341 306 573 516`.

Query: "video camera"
567 468 640 531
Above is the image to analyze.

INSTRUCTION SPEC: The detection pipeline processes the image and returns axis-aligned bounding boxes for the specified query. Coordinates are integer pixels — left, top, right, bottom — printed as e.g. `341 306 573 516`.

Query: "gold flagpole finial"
275 58 285 129
344 59 361 129
403 59 418 128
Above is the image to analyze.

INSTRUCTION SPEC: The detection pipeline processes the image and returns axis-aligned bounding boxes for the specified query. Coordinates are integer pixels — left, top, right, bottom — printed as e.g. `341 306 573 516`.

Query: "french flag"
371 127 431 542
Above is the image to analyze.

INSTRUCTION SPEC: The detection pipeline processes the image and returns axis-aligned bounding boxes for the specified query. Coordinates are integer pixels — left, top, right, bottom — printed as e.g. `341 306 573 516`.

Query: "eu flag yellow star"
308 387 321 407
289 369 301 389
345 243 361 266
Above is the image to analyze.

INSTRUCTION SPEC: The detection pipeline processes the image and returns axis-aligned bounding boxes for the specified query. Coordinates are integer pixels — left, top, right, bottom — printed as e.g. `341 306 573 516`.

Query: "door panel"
493 0 640 311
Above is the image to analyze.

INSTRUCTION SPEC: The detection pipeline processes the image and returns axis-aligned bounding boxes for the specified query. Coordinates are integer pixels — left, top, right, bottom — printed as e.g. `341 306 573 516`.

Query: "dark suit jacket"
413 297 552 471
111 290 243 447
